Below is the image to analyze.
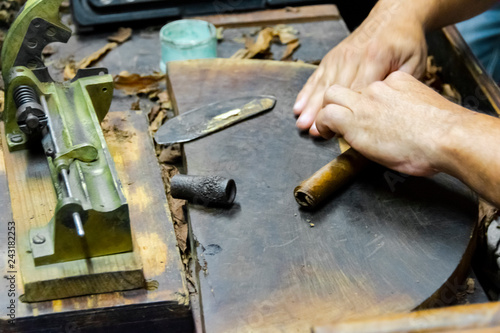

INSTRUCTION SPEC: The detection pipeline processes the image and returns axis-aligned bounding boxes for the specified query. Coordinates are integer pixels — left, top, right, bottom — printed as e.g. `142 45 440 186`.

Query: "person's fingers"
294 69 323 116
296 81 328 130
398 57 421 77
309 122 321 137
399 47 427 79
324 84 362 109
350 59 390 91
332 60 358 92
316 104 353 139
383 70 420 92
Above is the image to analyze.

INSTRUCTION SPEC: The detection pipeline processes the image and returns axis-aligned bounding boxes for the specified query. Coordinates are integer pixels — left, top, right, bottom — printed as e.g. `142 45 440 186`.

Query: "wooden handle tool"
294 148 370 209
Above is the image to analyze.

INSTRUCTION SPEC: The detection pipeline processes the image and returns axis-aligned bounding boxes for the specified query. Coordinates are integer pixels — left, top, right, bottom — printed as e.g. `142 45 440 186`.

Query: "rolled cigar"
170 174 237 206
294 148 370 209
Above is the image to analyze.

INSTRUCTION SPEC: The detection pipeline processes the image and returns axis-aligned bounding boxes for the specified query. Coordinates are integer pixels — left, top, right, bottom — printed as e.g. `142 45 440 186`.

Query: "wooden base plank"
2 123 145 303
0 111 192 332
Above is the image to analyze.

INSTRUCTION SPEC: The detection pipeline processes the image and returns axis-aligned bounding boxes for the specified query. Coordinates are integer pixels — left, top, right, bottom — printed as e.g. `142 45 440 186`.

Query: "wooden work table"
0 4 497 333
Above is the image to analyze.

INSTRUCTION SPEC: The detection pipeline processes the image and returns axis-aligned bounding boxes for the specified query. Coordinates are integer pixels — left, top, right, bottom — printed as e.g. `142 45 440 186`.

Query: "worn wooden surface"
314 301 500 333
194 4 340 28
167 58 478 332
0 111 192 332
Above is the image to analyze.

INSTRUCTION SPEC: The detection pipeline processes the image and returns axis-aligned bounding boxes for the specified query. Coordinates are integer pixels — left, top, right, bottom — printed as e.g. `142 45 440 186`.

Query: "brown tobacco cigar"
294 148 370 209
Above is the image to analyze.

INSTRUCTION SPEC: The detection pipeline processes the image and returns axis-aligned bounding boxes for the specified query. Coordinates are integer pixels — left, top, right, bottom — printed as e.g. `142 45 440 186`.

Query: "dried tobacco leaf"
423 56 461 104
160 164 188 253
231 27 274 59
114 71 165 95
158 144 181 164
63 43 118 80
77 42 118 69
108 27 132 44
63 59 76 80
273 24 299 44
281 40 300 60
149 109 167 133
231 25 299 60
130 98 141 111
149 104 161 123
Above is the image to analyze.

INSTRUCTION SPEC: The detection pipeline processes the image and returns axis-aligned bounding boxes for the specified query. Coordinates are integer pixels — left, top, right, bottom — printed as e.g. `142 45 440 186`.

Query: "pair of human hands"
293 10 468 177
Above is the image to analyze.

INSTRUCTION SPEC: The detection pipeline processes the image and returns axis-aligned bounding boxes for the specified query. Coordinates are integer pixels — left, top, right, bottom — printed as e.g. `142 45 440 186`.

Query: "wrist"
371 0 431 31
429 107 476 177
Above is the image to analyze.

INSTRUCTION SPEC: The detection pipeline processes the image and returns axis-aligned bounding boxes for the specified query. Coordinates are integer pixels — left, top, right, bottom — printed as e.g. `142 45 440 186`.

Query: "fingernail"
310 123 322 137
293 99 305 113
296 114 310 128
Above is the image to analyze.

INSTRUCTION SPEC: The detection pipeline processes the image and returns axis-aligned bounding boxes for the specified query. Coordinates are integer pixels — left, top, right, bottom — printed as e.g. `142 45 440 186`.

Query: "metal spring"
13 85 39 108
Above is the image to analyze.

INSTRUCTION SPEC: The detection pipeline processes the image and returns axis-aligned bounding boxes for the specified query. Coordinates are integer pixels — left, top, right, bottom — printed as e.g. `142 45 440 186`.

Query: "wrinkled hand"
294 7 427 136
316 71 471 177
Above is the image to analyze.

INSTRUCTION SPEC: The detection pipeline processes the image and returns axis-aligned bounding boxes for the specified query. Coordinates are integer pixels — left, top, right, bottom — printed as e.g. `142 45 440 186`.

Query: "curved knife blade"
154 95 277 145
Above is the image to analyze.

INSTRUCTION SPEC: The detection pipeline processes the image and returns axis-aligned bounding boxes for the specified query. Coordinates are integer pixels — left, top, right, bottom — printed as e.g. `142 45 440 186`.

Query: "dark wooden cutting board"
166 58 477 332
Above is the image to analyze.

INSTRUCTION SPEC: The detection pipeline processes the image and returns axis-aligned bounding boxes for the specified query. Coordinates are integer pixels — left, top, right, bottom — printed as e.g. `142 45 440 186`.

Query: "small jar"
159 19 217 73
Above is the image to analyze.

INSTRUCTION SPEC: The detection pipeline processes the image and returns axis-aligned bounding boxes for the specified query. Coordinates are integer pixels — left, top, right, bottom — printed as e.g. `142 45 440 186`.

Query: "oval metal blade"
154 95 277 145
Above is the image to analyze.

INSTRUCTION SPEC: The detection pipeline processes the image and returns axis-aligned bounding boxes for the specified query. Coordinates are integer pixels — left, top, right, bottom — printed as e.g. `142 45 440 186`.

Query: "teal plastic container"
159 19 217 73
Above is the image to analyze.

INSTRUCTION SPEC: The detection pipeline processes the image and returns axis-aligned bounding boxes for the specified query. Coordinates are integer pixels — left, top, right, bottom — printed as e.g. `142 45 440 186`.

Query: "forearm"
436 111 500 207
369 0 497 31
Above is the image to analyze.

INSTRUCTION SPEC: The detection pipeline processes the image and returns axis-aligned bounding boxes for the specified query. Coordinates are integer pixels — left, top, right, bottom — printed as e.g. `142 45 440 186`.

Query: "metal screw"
32 234 46 244
46 26 56 37
10 134 23 143
27 39 37 48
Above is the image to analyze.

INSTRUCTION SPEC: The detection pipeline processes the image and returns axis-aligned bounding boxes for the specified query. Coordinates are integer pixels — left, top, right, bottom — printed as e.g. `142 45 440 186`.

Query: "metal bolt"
46 26 56 37
27 39 37 49
10 134 23 143
32 234 46 244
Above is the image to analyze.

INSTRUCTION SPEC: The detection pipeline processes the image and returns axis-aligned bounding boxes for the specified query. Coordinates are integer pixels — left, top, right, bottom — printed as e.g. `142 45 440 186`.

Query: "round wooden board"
167 59 477 332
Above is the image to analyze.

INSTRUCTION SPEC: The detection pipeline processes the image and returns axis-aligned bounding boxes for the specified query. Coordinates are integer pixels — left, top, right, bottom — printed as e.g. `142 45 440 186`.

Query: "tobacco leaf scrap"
424 55 461 104
114 71 166 96
63 42 118 80
77 42 118 69
0 1 22 27
281 40 300 61
149 109 167 134
158 144 181 164
108 27 132 44
231 25 300 60
274 24 299 44
231 27 275 60
148 104 161 123
130 98 141 111
161 164 188 253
